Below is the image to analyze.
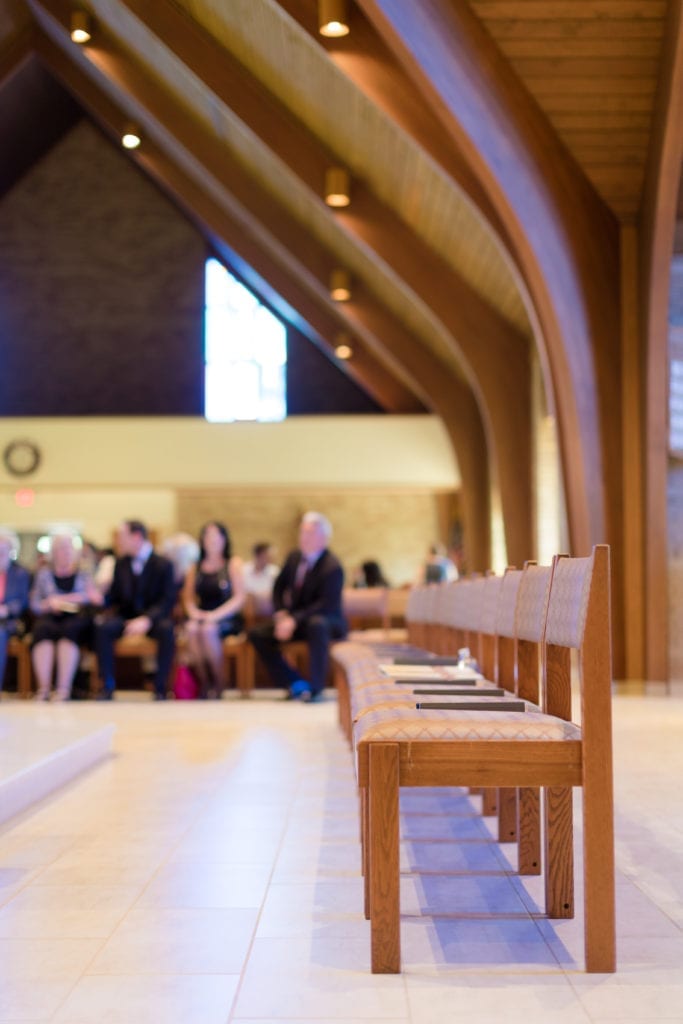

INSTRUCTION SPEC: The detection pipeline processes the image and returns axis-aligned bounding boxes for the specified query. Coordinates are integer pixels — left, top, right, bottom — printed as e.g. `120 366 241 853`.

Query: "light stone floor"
0 688 682 1024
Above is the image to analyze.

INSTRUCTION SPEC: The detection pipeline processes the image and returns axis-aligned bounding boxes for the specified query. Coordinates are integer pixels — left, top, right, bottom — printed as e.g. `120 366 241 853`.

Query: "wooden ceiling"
469 0 666 220
0 0 677 412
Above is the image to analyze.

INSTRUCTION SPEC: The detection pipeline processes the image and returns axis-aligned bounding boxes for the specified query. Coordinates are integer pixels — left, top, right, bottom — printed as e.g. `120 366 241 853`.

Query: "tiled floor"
0 688 682 1023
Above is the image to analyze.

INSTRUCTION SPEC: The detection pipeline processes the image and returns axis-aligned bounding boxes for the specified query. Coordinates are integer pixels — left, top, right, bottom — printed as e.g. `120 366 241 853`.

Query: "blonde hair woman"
30 534 102 700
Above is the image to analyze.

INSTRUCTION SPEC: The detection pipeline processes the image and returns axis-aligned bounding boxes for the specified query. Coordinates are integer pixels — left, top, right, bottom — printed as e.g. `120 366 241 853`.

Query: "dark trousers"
0 620 20 690
95 616 175 697
249 614 346 695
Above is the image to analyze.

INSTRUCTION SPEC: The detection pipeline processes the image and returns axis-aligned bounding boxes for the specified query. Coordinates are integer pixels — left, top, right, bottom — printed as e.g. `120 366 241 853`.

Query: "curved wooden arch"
355 0 622 562
34 23 492 570
640 0 683 683
107 0 532 567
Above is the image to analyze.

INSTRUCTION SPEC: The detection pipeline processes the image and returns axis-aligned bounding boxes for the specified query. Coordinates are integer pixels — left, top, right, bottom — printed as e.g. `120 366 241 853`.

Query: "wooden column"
620 225 646 681
639 0 683 684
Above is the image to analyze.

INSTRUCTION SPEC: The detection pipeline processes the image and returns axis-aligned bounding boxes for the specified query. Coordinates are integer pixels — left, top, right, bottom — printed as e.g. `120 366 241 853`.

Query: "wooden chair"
223 633 255 697
488 563 551 864
356 545 615 973
7 635 32 698
89 634 169 695
509 563 553 872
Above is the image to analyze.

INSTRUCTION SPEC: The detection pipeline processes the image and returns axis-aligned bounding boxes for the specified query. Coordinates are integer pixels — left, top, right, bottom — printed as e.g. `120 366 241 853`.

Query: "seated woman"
182 522 246 698
30 533 102 701
354 560 390 588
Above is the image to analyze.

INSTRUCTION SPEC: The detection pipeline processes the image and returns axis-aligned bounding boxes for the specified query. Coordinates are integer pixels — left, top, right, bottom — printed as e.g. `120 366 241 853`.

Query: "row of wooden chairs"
331 546 616 974
4 586 401 699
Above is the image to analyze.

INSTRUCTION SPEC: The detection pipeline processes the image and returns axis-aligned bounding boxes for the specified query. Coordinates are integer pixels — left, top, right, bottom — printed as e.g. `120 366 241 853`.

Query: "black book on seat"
393 676 478 685
413 687 505 697
415 699 526 712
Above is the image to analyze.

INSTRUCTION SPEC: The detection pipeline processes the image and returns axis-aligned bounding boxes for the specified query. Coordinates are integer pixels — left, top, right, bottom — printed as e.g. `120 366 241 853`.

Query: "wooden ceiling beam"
31 30 418 415
28 0 497 569
354 0 634 679
116 0 532 564
639 0 683 682
29 13 494 567
355 0 624 558
274 0 509 245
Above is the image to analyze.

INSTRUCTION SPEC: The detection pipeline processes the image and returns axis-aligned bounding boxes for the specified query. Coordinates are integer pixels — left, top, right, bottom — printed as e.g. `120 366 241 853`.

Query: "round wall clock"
2 439 42 477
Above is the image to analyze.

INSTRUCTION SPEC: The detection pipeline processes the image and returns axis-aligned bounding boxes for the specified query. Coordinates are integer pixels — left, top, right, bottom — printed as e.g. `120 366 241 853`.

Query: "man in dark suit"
249 511 347 702
95 520 176 700
0 530 31 692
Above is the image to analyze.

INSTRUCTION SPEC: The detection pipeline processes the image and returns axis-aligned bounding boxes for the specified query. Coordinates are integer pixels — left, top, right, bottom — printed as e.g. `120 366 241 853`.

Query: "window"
204 258 287 422
671 358 683 455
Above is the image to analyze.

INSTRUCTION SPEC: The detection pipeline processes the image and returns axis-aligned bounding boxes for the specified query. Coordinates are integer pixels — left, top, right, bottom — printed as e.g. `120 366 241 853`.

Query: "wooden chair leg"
497 787 518 842
583 777 616 972
544 786 574 918
481 788 498 816
368 742 400 973
518 786 542 875
18 643 32 698
360 786 370 919
237 643 254 697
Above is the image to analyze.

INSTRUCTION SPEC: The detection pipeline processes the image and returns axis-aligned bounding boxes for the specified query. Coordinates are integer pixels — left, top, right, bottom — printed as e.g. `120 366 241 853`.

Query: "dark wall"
287 326 382 414
0 58 82 201
0 114 383 417
0 120 205 415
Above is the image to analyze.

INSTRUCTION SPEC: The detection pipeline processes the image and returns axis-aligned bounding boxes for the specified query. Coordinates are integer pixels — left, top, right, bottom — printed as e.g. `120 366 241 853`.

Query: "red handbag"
173 664 199 700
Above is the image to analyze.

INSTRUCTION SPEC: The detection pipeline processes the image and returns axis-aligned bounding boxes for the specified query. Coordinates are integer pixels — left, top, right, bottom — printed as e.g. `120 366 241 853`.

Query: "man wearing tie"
95 520 176 700
249 511 347 702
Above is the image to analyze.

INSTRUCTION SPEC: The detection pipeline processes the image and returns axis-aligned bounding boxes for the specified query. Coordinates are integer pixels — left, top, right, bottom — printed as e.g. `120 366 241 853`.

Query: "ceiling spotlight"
334 333 353 360
324 167 351 208
70 10 91 44
121 123 142 149
318 0 350 38
330 268 351 302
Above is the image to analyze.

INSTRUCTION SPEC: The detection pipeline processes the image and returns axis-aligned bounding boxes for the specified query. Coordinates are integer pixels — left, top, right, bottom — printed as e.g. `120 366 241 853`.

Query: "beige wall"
0 416 459 584
178 487 453 587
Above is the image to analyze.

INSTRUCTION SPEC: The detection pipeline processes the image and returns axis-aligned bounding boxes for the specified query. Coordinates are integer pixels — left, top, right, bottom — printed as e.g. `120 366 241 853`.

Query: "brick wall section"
178 487 448 587
0 118 385 417
0 119 206 415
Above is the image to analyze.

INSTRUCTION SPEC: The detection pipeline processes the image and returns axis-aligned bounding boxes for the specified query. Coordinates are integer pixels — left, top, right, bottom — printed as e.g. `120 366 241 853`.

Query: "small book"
415 699 526 712
393 676 480 686
412 687 505 697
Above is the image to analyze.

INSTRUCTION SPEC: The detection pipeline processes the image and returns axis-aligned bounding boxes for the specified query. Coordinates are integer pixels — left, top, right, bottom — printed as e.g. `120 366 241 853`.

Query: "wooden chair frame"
357 546 615 974
7 635 32 698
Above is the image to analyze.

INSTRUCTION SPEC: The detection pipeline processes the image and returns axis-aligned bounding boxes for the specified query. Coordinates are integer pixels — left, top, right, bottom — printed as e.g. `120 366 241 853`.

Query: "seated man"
249 512 347 702
0 530 31 693
95 520 176 700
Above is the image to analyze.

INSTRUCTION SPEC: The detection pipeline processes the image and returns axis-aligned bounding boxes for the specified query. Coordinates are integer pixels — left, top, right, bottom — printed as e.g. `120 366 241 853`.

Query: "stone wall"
177 487 456 587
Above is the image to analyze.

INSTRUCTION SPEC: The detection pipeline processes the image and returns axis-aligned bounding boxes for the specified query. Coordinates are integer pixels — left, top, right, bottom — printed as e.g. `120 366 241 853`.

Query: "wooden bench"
355 546 614 973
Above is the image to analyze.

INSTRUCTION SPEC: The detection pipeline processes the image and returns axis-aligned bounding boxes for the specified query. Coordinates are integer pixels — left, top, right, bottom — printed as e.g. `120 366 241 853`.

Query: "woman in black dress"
182 522 246 697
30 534 101 700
